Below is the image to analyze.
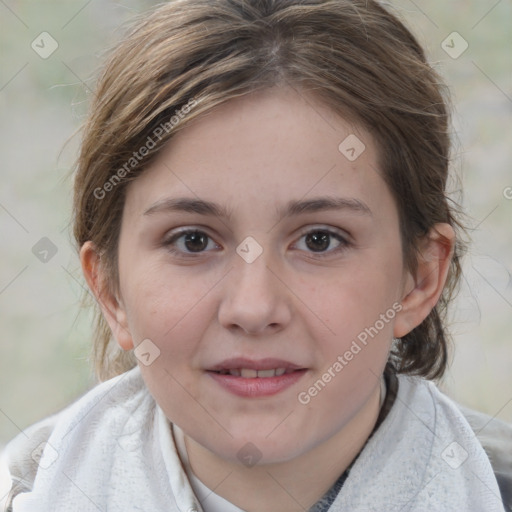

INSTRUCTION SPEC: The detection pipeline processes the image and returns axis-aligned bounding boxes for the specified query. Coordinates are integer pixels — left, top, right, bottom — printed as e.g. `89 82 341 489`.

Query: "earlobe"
393 223 455 338
80 241 134 351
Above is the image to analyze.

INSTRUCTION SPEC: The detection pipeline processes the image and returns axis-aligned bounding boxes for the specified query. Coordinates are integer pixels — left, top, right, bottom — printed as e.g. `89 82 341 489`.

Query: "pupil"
306 232 330 251
185 232 208 252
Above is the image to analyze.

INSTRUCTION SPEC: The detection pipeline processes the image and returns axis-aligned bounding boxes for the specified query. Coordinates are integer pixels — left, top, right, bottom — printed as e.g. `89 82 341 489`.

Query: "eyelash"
162 228 220 257
293 227 351 258
162 227 351 259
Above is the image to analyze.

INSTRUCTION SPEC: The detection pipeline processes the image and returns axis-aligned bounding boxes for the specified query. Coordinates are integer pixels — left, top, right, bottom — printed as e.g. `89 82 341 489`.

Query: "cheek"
120 271 215 421
298 269 399 426
120 266 213 355
317 263 402 337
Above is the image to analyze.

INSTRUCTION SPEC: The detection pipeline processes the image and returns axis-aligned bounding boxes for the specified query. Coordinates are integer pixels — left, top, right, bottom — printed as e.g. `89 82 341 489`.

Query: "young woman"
3 1 511 510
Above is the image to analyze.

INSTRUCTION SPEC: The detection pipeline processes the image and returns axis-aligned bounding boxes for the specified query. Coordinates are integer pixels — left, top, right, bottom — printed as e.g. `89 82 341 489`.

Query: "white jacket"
1 366 510 511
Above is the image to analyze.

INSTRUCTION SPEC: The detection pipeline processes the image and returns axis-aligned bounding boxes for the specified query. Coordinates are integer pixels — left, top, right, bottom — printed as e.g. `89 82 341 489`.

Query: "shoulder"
456 402 512 511
1 413 60 512
1 366 146 512
395 374 512 511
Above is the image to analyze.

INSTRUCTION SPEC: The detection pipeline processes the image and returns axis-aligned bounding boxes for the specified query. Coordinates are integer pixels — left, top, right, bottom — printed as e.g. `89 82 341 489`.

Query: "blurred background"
0 0 511 453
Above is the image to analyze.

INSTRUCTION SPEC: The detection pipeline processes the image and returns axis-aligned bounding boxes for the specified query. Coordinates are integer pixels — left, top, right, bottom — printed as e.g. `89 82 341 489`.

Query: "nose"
218 254 292 336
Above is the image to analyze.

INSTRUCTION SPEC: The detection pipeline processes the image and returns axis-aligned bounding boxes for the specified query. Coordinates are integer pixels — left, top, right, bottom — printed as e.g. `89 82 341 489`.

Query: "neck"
184 383 382 512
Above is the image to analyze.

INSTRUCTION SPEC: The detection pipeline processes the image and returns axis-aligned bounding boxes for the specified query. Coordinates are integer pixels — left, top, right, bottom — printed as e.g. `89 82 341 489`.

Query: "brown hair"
73 0 465 382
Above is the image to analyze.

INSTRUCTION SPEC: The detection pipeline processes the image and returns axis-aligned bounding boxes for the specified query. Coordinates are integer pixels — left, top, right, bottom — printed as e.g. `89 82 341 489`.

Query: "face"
109 87 410 464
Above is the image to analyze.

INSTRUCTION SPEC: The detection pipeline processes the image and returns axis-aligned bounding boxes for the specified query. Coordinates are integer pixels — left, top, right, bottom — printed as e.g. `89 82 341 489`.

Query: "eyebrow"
143 196 372 219
144 197 230 218
281 197 372 217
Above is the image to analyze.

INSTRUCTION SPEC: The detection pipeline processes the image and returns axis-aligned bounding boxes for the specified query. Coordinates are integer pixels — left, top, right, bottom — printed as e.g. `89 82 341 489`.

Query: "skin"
81 86 454 511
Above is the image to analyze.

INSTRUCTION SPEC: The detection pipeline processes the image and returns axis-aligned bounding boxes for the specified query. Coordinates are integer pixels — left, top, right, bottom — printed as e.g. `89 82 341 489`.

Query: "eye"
293 227 350 257
163 228 220 255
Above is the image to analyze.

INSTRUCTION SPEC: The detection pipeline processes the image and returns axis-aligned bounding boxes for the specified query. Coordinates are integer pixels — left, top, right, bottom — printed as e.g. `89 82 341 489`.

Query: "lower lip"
207 370 307 398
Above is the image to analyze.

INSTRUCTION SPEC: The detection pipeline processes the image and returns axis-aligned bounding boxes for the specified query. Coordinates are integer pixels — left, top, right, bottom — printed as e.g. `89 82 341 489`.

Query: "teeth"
225 368 289 378
240 369 258 378
257 369 276 378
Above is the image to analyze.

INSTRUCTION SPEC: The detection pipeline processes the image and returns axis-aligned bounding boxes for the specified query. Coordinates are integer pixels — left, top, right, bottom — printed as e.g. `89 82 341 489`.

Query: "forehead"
123 86 395 223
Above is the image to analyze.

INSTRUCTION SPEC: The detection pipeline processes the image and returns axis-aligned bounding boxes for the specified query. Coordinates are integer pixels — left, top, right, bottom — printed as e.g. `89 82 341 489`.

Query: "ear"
393 223 455 338
80 241 134 351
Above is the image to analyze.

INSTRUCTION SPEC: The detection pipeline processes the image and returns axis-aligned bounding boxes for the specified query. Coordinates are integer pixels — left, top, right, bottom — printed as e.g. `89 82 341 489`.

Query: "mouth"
209 368 296 378
206 358 307 397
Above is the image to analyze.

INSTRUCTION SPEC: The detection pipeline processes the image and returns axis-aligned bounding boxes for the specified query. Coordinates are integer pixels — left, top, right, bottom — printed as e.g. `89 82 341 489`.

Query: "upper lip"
208 357 304 371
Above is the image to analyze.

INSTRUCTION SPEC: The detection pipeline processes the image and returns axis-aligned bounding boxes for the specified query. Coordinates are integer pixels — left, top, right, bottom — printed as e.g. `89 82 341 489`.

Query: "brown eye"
293 227 350 258
305 231 331 252
182 231 209 252
163 229 219 256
